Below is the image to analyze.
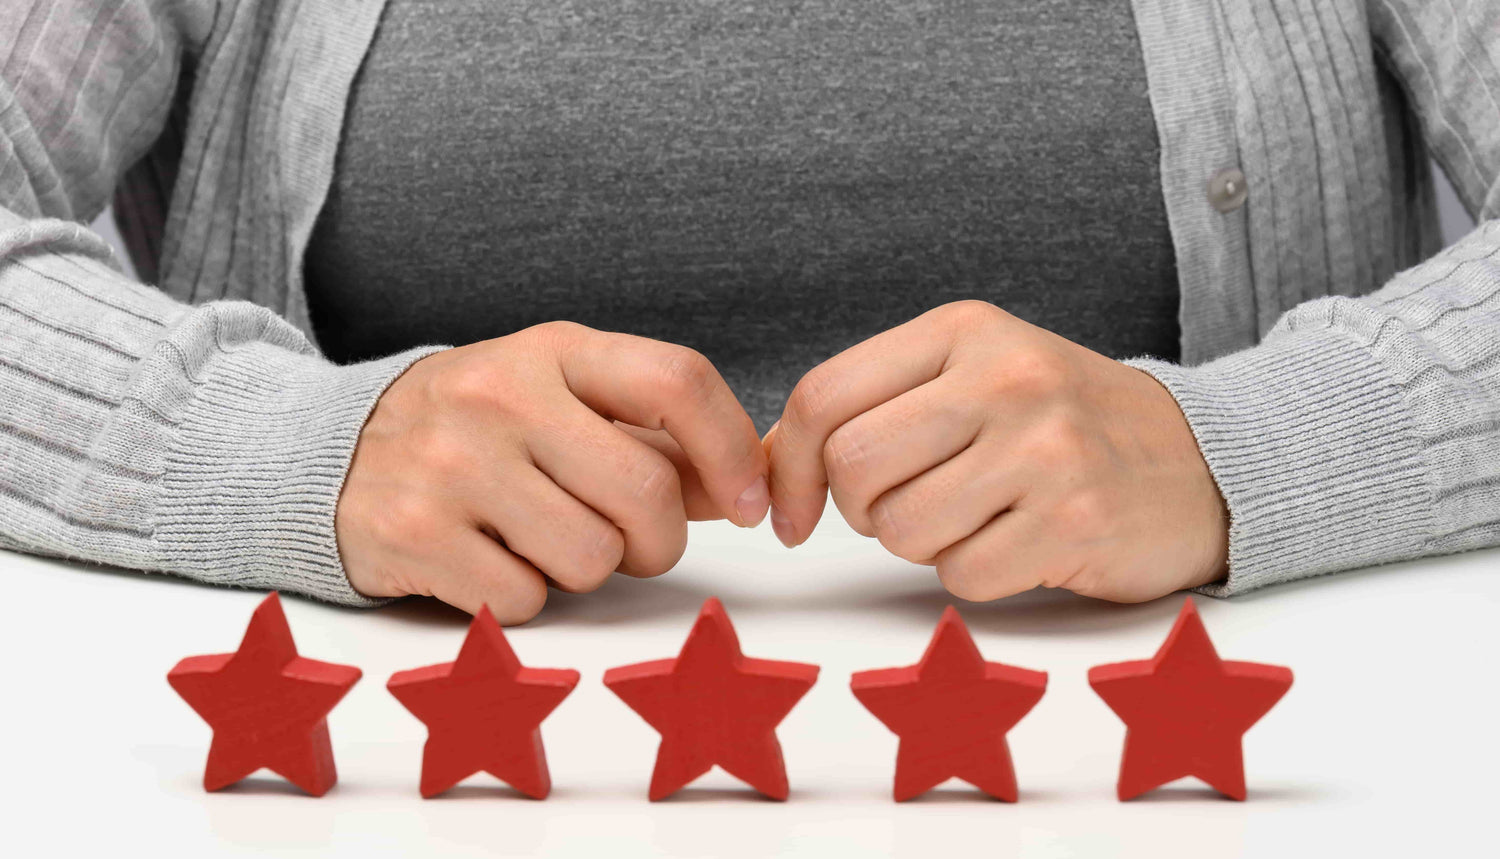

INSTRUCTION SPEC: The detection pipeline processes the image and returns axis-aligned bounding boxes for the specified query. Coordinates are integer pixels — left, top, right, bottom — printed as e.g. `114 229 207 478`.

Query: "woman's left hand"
765 300 1228 603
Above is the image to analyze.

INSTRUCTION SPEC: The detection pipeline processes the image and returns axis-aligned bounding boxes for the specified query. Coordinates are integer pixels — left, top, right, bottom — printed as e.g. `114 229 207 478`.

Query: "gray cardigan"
0 0 1496 605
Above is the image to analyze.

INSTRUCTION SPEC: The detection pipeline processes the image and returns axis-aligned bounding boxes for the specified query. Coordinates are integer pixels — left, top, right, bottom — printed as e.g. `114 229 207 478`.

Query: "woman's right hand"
335 321 770 623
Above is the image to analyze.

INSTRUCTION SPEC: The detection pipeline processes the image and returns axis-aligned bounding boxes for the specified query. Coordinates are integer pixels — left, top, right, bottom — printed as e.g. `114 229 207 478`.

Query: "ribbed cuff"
1127 328 1436 597
154 308 445 606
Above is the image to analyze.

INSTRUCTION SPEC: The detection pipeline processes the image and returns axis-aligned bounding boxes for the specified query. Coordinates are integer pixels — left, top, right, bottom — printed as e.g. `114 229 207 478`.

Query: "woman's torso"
304 0 1178 428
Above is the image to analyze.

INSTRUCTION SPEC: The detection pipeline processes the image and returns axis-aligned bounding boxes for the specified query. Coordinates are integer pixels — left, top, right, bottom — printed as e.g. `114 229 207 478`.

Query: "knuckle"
935 555 994 602
943 299 1005 330
843 514 878 540
826 482 877 538
1053 488 1112 537
416 435 472 480
822 426 869 484
495 581 548 625
1027 413 1093 471
629 537 686 578
629 455 682 511
531 319 590 343
997 347 1071 399
518 320 592 361
784 368 840 434
437 363 502 410
870 500 919 561
656 347 717 402
568 525 625 590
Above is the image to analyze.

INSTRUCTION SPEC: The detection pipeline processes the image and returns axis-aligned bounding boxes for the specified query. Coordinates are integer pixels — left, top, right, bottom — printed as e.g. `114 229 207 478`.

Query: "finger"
615 422 719 521
770 312 954 545
558 330 769 527
867 436 1029 563
934 507 1061 603
427 527 550 624
470 463 625 593
527 399 689 577
824 375 986 536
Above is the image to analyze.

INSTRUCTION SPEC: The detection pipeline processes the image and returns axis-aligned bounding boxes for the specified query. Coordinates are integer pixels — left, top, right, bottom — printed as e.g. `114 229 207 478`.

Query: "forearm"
0 212 442 604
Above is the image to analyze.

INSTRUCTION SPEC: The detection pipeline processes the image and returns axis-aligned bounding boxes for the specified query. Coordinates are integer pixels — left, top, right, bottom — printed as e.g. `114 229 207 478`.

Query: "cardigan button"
1207 167 1248 213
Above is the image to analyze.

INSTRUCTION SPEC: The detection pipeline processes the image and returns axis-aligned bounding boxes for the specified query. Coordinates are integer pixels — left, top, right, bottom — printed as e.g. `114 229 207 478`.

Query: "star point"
917 605 987 680
1089 596 1294 801
387 605 580 799
603 597 820 801
851 606 1047 802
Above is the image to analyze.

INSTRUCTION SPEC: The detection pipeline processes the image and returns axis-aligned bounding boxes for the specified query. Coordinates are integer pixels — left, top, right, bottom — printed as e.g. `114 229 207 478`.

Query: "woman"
0 0 1494 623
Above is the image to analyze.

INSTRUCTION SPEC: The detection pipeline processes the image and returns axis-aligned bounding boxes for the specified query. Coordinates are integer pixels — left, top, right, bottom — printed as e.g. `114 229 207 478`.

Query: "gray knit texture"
3 0 1500 605
1128 0 1500 595
0 1 441 605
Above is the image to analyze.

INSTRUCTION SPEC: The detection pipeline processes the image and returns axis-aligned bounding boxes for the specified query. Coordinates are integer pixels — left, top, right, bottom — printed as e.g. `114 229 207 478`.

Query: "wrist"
1125 327 1434 598
152 302 446 606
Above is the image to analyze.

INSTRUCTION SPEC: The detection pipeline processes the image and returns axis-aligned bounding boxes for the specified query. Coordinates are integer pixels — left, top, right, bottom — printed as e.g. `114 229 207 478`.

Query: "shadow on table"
893 785 1069 804
376 594 475 629
516 565 1174 637
523 573 720 628
653 786 833 803
845 582 1177 639
1124 782 1340 803
24 533 1494 637
427 783 583 801
499 542 1500 634
376 570 721 630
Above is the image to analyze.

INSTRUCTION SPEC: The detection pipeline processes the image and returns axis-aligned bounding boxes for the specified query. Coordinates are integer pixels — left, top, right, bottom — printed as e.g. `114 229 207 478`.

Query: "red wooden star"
1089 597 1294 800
603 597 820 801
387 605 580 799
851 606 1047 801
167 592 362 796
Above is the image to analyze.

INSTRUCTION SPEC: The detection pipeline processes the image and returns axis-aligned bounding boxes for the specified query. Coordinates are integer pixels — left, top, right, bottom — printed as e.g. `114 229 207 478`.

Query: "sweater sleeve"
1127 2 1500 596
0 1 443 605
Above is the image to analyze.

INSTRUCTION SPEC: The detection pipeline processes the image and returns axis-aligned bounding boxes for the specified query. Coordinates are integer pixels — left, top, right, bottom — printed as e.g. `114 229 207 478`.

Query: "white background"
3 513 1499 858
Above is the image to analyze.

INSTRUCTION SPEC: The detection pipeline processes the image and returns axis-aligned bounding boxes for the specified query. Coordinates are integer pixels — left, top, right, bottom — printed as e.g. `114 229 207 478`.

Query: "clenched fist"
336 322 769 623
766 301 1228 603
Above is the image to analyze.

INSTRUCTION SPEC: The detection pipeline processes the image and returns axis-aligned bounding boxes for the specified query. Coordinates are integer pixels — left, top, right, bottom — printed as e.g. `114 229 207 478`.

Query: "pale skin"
337 321 770 623
337 302 1228 622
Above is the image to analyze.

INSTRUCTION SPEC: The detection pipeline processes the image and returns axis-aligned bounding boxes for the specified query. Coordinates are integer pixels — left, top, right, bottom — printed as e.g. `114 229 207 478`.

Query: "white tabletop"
4 513 1496 857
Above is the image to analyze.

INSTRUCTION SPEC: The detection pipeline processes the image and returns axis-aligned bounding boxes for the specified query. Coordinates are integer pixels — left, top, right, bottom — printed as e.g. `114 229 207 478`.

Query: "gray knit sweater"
1 0 1497 605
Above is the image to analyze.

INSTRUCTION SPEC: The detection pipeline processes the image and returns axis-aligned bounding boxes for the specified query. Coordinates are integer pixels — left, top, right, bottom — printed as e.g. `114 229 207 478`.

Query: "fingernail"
771 507 797 548
735 476 770 528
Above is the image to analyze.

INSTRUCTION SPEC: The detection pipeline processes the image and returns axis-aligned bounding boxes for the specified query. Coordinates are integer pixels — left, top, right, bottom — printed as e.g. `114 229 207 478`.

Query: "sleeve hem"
1126 326 1438 597
152 307 447 607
